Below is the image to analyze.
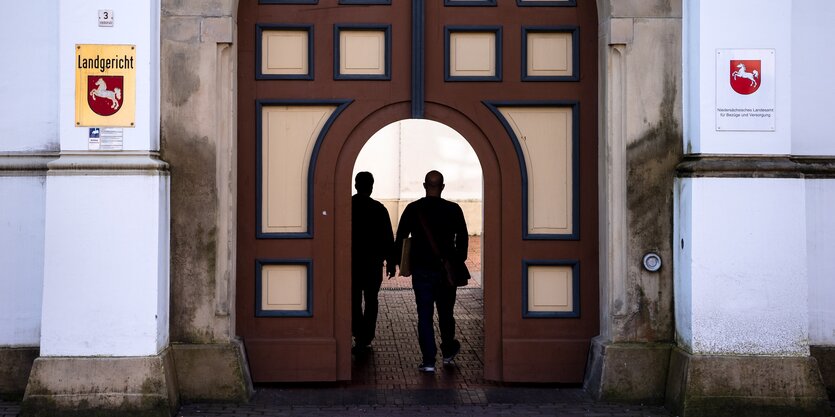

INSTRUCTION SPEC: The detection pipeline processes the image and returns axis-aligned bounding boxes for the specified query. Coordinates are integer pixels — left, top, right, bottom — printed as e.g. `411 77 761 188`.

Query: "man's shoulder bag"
416 211 470 287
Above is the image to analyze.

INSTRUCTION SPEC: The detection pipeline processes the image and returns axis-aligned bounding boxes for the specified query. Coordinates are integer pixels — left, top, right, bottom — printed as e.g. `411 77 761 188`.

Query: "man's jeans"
412 268 458 364
352 264 383 345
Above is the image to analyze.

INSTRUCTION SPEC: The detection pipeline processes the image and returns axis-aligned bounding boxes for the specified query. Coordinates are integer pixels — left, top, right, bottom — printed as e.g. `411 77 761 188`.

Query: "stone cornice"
46 151 169 176
676 155 835 179
0 152 59 176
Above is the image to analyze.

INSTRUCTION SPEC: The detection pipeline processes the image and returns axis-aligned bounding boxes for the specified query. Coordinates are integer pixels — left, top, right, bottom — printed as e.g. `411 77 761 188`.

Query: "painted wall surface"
0 2 59 152
58 0 159 151
685 0 792 154
791 2 835 156
673 178 693 351
807 179 835 345
0 177 46 346
41 175 169 356
681 178 808 356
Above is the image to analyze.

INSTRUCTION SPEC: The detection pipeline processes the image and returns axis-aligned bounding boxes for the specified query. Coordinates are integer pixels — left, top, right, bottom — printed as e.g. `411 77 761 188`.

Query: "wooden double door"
237 0 598 383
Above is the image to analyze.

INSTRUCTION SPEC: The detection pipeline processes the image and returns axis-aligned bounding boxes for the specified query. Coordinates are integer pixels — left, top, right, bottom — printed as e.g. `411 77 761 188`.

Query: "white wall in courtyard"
353 119 483 234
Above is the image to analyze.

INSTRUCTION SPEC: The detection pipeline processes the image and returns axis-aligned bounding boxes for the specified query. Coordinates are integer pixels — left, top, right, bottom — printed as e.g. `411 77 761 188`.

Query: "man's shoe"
418 362 435 373
443 341 461 365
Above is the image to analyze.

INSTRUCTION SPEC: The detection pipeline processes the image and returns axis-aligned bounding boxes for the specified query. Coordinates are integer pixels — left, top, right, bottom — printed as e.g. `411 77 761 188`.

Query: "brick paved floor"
169 286 678 416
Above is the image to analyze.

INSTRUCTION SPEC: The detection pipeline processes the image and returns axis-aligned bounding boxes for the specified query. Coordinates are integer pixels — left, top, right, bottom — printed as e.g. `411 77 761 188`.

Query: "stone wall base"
171 340 253 402
665 347 831 417
21 349 178 417
810 345 835 400
583 336 672 404
0 347 39 400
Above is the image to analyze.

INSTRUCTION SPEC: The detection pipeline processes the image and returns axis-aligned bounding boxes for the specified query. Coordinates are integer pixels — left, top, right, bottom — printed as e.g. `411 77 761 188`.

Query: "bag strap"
416 209 457 286
416 209 443 261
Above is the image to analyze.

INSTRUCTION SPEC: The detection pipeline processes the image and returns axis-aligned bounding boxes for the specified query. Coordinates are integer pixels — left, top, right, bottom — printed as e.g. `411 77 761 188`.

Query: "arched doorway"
349 119 485 385
236 0 598 384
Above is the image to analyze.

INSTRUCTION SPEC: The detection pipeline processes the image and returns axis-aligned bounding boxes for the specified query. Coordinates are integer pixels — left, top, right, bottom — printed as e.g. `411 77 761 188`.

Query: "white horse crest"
89 78 122 110
732 63 758 87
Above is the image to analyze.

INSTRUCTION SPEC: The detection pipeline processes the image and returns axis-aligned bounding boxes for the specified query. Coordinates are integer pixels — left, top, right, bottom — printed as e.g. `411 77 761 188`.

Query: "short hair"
355 171 374 193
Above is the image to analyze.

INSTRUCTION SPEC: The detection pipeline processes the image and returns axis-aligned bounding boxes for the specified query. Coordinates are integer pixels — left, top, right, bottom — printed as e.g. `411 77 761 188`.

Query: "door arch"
334 101 502 379
236 0 598 383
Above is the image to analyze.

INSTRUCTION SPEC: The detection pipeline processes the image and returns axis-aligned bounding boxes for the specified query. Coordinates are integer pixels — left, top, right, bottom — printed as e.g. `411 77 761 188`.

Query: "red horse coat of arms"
87 76 124 116
730 60 760 95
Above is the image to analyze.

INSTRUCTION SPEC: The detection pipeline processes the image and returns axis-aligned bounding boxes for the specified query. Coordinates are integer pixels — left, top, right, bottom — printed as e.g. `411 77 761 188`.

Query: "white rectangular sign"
715 49 775 132
98 10 114 27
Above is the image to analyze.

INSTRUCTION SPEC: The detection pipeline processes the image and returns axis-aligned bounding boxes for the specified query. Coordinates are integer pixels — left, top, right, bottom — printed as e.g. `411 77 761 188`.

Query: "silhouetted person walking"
394 170 468 372
352 172 394 353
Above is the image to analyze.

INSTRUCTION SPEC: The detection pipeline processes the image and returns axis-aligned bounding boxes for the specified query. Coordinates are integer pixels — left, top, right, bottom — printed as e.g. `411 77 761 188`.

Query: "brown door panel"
246 338 338 382
238 0 598 383
502 339 589 383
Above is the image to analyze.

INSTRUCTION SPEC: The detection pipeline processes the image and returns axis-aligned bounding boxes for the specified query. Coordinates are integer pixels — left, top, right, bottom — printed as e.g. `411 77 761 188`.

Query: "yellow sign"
75 44 136 127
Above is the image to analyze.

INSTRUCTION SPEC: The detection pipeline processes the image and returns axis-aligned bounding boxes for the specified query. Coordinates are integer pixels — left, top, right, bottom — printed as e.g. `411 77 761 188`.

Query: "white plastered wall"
41 175 169 356
0 2 60 152
791 2 835 346
806 180 835 345
684 0 792 155
57 0 159 151
677 178 809 356
791 2 835 156
0 2 59 349
39 0 169 356
0 177 46 347
678 0 819 356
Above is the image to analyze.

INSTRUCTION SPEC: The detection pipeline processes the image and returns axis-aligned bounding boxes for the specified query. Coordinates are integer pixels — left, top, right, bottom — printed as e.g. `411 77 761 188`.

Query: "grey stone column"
584 0 682 404
161 0 252 402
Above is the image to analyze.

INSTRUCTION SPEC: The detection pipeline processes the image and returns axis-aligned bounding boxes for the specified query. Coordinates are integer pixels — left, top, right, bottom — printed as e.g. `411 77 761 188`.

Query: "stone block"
171 341 252 402
21 349 178 417
0 347 38 400
201 17 234 44
162 0 234 18
584 336 672 404
610 0 682 18
162 17 201 44
810 346 835 400
665 348 831 417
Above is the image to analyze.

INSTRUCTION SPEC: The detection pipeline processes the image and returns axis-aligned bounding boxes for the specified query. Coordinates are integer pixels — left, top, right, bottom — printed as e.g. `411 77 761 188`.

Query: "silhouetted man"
394 170 468 373
352 172 394 353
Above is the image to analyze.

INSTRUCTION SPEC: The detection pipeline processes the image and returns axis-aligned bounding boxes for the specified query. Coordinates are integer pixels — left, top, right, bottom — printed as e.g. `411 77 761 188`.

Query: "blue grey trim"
333 24 392 80
256 24 314 80
412 0 425 118
260 0 318 3
255 99 353 239
521 26 579 82
255 259 314 317
340 0 391 3
444 0 496 6
516 0 576 6
522 259 580 318
483 101 581 240
444 26 503 82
